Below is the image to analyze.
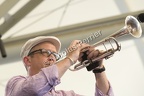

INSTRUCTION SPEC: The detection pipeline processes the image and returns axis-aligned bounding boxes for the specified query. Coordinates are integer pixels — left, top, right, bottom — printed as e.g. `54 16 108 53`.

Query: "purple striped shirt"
5 65 114 96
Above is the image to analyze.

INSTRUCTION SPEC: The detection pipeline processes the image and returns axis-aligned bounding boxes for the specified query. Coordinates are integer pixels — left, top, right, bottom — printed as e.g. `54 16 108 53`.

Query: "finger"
79 46 96 61
78 52 84 61
69 40 82 47
87 49 99 59
86 46 95 54
80 46 90 53
99 50 105 53
75 43 90 51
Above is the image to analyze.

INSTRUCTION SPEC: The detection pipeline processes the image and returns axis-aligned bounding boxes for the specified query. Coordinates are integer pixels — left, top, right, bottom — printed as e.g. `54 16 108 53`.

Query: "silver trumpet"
69 15 142 71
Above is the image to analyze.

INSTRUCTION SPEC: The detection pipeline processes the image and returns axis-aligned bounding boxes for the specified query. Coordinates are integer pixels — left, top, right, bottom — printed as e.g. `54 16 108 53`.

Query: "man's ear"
23 56 31 66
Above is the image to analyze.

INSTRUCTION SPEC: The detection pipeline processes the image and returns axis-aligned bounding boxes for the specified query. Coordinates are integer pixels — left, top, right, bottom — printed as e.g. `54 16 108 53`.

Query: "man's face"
27 42 58 75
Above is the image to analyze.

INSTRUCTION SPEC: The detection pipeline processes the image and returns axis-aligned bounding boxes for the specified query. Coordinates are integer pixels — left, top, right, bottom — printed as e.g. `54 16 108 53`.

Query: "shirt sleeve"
5 65 61 96
95 82 114 96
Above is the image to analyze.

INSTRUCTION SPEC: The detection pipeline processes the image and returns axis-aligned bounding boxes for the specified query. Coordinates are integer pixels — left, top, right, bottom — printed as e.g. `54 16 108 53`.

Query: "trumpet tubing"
69 15 142 71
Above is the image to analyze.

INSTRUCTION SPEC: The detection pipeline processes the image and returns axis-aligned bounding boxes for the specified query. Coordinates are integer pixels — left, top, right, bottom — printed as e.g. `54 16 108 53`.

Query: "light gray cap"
20 36 61 58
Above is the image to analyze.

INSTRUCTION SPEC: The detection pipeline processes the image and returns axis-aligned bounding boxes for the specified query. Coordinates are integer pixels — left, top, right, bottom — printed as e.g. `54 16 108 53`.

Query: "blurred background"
0 0 144 96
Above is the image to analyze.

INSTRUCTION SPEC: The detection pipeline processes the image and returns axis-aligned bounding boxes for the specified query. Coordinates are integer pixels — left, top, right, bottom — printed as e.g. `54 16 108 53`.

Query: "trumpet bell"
126 15 142 38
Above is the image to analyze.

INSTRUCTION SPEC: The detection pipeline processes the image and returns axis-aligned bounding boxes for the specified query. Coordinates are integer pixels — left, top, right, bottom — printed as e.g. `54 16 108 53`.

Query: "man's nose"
47 54 55 61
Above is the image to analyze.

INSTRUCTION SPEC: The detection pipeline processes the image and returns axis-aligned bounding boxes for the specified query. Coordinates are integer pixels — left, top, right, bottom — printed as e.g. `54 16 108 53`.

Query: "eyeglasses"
28 49 61 61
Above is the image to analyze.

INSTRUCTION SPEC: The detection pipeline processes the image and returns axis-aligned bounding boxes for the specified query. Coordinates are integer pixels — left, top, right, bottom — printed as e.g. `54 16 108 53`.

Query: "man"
5 36 114 96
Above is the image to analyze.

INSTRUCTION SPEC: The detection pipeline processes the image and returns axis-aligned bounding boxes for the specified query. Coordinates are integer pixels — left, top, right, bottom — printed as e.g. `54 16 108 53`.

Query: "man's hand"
66 40 90 64
78 46 104 71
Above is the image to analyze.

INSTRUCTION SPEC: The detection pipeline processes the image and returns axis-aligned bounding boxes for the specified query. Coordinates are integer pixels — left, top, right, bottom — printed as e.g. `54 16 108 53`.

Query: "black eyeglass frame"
28 49 61 61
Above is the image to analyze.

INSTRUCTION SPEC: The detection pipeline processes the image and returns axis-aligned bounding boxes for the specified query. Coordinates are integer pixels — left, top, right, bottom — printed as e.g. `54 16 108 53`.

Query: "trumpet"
69 15 142 71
